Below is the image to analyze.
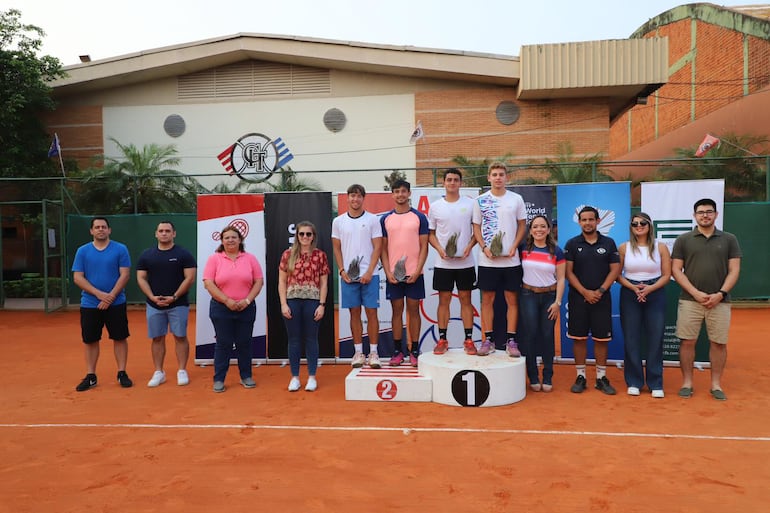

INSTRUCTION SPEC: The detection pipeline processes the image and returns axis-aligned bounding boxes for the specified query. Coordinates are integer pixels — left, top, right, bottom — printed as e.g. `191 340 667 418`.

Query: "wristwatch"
171 295 177 301
718 290 728 299
598 287 607 294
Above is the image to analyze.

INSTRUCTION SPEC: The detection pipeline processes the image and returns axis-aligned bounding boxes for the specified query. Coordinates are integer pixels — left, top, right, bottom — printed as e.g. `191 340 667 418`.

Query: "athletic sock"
369 344 378 355
464 328 473 339
393 339 403 354
596 365 606 379
506 332 516 341
354 343 363 353
411 342 420 356
576 365 586 378
438 328 448 339
484 331 493 340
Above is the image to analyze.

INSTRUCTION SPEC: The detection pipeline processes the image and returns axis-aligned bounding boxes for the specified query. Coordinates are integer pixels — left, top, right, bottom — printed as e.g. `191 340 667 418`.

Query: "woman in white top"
518 215 565 392
617 212 671 398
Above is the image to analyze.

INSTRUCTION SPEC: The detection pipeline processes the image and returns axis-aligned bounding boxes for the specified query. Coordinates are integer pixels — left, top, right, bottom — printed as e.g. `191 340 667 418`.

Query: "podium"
345 349 527 407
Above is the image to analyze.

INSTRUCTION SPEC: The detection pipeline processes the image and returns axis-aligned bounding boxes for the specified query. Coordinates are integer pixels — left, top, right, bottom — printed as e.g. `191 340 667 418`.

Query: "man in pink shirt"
380 180 429 366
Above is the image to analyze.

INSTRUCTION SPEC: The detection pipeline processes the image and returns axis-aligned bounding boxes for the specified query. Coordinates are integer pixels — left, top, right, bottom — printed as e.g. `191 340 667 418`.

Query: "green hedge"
4 277 63 298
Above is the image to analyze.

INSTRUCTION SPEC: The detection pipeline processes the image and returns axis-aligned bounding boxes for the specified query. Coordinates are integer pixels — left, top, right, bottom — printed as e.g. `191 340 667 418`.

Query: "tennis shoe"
177 369 189 386
595 376 617 395
147 370 166 387
351 351 366 368
76 373 97 392
117 371 133 388
463 338 477 355
477 337 495 356
433 338 449 355
367 352 381 368
505 339 521 358
389 352 405 366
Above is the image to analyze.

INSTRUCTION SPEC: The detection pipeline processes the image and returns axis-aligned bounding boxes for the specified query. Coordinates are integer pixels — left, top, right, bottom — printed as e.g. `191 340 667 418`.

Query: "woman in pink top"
278 221 330 392
203 225 264 393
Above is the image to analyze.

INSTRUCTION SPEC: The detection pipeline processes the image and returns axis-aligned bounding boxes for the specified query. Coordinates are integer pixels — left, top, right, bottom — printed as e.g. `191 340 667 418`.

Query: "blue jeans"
209 299 256 382
518 289 556 385
284 299 320 377
620 285 665 390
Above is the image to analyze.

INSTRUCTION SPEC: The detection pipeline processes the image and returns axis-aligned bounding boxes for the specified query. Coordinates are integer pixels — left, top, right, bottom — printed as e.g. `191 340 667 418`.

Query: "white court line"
1 423 769 442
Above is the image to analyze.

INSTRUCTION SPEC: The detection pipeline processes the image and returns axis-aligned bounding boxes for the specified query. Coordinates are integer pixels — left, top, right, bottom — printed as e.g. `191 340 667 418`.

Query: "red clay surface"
1 307 769 512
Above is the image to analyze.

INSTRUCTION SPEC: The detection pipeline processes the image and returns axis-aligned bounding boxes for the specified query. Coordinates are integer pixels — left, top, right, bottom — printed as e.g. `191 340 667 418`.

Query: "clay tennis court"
1 306 768 512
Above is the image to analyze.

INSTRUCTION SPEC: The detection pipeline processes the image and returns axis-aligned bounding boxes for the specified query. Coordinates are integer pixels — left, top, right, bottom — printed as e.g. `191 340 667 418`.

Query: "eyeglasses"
695 210 716 216
297 231 314 237
630 220 650 227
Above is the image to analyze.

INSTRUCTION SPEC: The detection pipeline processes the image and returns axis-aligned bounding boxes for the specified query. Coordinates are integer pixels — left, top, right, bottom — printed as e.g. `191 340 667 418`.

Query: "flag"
217 144 236 174
695 134 720 157
273 137 294 168
47 134 61 158
409 121 424 144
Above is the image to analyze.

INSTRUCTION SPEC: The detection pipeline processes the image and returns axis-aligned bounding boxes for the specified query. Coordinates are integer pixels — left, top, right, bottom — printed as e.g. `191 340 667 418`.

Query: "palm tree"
74 138 205 214
655 132 768 201
451 154 516 187
254 167 322 192
538 142 612 183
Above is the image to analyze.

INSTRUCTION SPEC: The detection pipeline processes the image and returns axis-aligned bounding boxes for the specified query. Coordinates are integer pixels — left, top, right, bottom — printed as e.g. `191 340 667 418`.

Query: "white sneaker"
651 389 665 398
177 369 189 386
305 376 317 392
288 376 301 392
147 370 166 387
627 386 640 396
367 352 381 369
351 351 366 368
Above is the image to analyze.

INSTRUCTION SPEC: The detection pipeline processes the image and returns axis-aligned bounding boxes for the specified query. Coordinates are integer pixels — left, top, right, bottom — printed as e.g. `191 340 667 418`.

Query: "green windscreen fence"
66 214 197 304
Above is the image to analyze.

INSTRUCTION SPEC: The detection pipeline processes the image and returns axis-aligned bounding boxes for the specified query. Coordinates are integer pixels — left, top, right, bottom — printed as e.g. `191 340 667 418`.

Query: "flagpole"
708 133 759 157
53 133 66 177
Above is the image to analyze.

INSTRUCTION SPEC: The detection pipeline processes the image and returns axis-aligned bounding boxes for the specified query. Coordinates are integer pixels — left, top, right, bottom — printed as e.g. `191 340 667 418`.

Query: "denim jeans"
209 299 256 383
284 298 320 377
518 288 556 385
620 285 665 390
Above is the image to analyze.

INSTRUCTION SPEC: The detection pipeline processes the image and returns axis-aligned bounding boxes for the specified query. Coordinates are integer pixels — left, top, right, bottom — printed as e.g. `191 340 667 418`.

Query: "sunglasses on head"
631 220 650 227
298 231 314 237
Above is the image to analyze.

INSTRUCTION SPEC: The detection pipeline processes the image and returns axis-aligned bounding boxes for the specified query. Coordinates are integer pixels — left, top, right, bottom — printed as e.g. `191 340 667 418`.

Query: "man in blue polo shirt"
72 217 132 391
564 206 621 395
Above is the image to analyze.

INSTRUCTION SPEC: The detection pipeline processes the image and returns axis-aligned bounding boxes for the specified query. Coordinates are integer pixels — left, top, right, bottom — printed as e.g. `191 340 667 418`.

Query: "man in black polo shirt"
564 206 621 395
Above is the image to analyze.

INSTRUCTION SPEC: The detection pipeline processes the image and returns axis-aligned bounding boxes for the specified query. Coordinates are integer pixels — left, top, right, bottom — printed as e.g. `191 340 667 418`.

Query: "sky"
11 0 688 65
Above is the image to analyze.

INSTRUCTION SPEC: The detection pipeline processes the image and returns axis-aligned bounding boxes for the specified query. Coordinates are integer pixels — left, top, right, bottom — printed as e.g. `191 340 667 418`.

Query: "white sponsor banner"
641 179 725 251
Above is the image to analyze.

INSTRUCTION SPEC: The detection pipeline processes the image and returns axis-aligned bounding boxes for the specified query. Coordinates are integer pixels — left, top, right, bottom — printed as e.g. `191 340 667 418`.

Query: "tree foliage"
538 142 612 183
383 170 407 190
74 138 205 214
655 132 768 201
0 9 64 178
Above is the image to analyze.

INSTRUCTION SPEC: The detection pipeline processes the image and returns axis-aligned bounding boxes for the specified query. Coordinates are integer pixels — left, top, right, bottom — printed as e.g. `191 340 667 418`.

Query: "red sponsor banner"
197 194 264 222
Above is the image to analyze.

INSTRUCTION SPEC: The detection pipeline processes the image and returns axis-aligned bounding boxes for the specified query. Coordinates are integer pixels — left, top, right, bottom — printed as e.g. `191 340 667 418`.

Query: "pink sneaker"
409 353 418 367
433 338 448 355
389 352 405 366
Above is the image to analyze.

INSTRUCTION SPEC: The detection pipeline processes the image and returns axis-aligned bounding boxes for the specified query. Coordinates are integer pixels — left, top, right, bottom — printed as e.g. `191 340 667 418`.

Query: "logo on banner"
573 204 616 235
212 218 250 241
217 133 294 183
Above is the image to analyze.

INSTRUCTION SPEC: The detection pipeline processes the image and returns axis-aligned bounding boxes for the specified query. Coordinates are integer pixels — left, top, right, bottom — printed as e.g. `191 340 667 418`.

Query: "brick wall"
610 14 770 158
40 105 103 169
415 89 610 185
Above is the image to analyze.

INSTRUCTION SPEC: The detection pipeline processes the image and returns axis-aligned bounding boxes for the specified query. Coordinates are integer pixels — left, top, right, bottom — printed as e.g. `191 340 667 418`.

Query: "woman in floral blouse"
278 221 330 392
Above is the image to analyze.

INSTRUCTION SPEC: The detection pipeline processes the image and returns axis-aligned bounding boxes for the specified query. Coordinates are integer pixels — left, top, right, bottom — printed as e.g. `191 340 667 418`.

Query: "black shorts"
476 266 522 293
80 303 130 344
432 267 476 292
566 292 612 340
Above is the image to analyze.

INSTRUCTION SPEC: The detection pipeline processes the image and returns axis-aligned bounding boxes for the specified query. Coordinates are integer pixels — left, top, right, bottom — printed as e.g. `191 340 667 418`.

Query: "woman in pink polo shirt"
203 225 264 393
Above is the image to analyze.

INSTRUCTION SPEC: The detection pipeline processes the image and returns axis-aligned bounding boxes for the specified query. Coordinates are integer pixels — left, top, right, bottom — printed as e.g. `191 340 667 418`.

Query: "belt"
627 277 660 286
522 283 557 293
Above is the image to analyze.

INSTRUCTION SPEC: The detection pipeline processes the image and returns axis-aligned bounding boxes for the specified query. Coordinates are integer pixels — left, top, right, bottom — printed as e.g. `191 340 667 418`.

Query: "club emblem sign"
217 133 295 183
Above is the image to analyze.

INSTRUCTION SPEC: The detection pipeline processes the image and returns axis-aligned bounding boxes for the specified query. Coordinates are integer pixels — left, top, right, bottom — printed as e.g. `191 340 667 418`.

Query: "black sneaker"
595 376 617 395
117 371 133 388
570 375 587 393
76 373 97 392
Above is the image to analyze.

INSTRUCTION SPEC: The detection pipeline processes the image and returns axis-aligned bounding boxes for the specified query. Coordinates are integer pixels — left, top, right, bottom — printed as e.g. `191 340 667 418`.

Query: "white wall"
103 94 418 194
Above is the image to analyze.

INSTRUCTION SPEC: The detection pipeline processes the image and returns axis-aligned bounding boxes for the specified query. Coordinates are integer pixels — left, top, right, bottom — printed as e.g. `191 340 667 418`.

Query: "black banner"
264 192 335 359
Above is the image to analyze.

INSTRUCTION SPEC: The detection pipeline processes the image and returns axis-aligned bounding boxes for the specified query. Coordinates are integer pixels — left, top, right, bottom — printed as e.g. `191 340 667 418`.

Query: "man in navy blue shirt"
137 221 197 387
564 206 621 395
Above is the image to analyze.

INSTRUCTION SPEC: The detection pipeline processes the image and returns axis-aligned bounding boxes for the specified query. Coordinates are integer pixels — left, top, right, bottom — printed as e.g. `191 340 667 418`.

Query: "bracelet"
244 298 251 305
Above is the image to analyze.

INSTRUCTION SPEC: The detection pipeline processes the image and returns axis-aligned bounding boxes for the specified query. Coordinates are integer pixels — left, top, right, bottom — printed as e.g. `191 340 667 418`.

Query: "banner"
195 194 267 362
264 192 334 359
556 182 631 362
641 179 725 364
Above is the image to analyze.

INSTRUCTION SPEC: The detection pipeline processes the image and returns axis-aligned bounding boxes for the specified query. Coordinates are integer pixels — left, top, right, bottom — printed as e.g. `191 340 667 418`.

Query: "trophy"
393 255 408 282
444 232 459 258
346 255 363 282
490 231 505 257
